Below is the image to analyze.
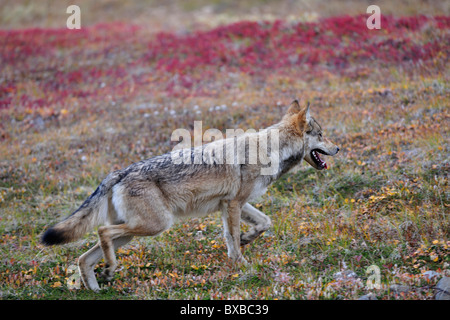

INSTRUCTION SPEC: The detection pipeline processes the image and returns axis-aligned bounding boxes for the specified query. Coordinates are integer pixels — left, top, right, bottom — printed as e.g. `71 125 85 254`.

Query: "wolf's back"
40 170 124 246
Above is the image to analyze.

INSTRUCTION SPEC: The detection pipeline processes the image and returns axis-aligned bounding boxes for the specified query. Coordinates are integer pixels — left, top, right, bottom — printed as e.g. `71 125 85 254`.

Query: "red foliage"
0 15 448 110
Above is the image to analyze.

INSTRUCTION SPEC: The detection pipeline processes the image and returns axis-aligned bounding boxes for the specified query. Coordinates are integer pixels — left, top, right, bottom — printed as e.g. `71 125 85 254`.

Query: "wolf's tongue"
324 162 328 169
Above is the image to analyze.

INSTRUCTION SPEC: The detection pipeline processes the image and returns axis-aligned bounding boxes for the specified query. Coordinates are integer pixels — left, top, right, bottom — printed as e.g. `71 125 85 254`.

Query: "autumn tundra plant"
40 101 339 291
0 11 448 299
1 16 449 112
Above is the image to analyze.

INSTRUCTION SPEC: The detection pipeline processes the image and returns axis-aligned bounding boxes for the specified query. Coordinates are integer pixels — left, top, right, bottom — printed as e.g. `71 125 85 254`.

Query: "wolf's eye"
318 133 322 139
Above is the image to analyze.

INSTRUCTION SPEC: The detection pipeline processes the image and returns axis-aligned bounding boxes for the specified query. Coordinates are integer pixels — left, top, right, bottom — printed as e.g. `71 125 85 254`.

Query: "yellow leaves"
326 237 336 246
153 271 162 277
191 265 208 271
197 223 206 231
211 240 221 249
368 186 404 204
18 267 38 281
51 281 62 288
356 160 366 166
117 248 131 255
369 194 385 203
409 240 449 269
429 253 439 262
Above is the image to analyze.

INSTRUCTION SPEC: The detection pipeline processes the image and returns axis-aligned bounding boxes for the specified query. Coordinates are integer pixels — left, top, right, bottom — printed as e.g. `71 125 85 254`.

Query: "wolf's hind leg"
78 242 103 291
97 225 138 281
240 203 271 246
96 186 173 284
97 213 172 282
78 235 133 290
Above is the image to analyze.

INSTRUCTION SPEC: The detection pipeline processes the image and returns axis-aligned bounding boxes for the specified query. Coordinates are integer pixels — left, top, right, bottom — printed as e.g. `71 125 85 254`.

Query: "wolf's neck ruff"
277 147 305 178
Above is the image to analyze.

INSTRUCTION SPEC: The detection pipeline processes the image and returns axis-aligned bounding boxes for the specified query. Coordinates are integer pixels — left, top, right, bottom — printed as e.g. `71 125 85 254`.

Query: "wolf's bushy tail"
41 171 124 246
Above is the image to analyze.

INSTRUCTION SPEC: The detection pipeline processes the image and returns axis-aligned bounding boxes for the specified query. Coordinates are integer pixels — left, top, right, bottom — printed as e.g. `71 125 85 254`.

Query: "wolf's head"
284 100 339 170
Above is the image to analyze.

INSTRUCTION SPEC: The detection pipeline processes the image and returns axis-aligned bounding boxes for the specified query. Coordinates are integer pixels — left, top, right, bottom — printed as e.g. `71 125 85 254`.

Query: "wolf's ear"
286 99 301 115
298 101 310 120
304 101 311 120
297 102 311 132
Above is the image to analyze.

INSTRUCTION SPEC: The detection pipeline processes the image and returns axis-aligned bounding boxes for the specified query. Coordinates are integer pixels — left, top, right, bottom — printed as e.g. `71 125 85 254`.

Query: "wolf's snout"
328 145 339 156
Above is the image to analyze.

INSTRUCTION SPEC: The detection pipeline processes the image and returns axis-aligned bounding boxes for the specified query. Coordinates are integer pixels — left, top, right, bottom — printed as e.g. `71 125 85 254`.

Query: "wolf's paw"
99 264 115 282
99 271 114 282
240 229 267 247
240 232 252 246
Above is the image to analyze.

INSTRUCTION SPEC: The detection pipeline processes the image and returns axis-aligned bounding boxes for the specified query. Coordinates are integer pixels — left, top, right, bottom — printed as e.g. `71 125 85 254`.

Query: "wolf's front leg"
222 200 247 264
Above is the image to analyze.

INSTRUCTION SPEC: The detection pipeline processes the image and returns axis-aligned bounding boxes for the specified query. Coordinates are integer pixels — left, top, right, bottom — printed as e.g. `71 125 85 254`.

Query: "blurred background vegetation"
1 0 449 30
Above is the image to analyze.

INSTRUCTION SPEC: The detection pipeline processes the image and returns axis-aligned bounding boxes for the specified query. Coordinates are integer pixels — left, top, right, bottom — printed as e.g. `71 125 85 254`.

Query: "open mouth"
311 149 328 170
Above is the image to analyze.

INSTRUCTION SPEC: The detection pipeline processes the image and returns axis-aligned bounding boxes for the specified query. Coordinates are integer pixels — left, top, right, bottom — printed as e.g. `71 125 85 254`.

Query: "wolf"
41 100 339 291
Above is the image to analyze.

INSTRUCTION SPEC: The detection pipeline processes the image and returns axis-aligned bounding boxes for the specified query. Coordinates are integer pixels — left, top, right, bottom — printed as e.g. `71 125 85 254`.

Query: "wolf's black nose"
337 147 340 153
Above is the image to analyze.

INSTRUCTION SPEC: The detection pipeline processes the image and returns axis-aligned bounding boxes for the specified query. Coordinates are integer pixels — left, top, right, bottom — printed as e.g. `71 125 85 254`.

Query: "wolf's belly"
172 196 223 219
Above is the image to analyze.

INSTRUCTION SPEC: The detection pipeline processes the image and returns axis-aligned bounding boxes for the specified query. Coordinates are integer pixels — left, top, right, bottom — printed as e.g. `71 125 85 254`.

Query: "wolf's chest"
247 179 269 202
